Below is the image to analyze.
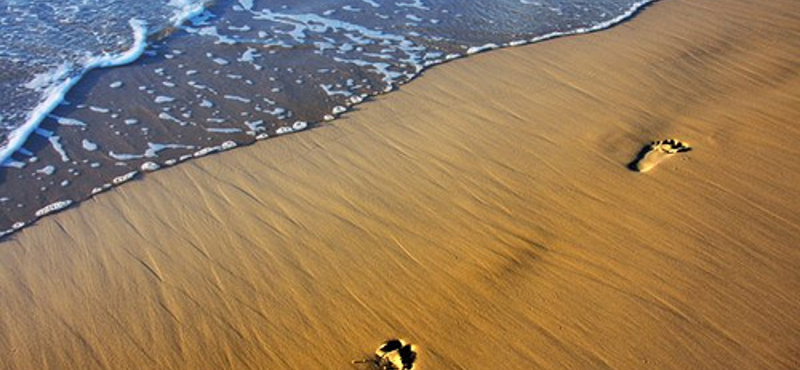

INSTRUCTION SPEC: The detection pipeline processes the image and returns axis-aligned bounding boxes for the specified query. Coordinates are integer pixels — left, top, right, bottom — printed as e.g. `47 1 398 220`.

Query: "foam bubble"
53 116 87 126
35 200 73 218
112 171 139 185
224 95 251 103
141 162 161 171
220 140 237 150
91 184 113 196
193 146 219 158
36 165 56 176
155 96 176 103
275 126 293 135
82 139 99 151
292 121 308 131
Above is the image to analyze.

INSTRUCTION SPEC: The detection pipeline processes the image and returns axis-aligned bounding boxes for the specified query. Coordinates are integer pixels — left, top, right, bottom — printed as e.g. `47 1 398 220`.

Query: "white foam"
52 115 87 126
112 171 139 185
228 25 251 32
395 0 430 10
35 200 73 218
292 121 308 131
206 127 241 133
91 184 112 196
108 152 143 161
2 159 26 169
238 47 261 63
360 0 381 7
155 95 176 103
265 107 286 117
168 0 210 27
23 64 71 91
349 95 364 104
466 43 499 55
237 0 254 11
275 126 293 135
253 8 410 47
36 165 56 176
49 136 70 162
210 55 231 65
320 84 353 97
187 26 237 44
82 139 98 151
193 146 219 157
89 106 111 113
109 142 194 161
158 112 186 125
224 95 251 103
0 18 149 165
187 81 205 90
140 162 161 172
220 140 237 150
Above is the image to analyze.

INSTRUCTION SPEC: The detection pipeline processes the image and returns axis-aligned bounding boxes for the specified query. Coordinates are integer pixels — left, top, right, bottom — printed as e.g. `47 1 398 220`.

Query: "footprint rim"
628 138 691 172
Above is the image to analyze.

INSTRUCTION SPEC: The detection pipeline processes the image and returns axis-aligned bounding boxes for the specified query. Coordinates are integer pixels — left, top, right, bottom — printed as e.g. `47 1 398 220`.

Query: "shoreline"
2 0 800 369
0 0 661 239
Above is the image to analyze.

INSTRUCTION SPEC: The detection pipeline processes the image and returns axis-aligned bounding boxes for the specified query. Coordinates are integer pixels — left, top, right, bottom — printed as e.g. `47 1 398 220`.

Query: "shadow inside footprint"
354 338 418 370
629 139 691 172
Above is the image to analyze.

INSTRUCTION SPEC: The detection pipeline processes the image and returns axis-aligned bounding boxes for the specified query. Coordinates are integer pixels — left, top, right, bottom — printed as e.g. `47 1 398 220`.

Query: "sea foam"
0 19 149 165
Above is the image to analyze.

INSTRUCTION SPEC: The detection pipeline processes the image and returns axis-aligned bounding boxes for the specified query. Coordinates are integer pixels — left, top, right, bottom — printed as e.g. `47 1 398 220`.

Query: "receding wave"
0 0 211 162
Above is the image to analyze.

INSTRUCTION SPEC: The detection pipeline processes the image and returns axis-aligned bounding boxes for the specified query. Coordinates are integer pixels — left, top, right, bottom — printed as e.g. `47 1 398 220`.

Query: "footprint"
353 338 418 370
629 139 691 172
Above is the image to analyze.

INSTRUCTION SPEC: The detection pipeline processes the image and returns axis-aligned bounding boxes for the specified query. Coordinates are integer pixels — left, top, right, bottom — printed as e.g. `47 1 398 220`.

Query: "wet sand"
2 0 799 368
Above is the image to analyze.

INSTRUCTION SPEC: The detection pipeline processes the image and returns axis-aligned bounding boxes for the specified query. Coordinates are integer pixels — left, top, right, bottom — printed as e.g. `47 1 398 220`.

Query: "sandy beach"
2 0 799 368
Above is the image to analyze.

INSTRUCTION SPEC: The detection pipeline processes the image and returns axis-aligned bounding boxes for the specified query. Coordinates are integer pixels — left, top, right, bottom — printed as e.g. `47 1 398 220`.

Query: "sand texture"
2 0 799 368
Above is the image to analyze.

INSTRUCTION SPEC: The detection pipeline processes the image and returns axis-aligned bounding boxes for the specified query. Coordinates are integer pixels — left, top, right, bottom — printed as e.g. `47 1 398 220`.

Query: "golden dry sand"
2 0 799 368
